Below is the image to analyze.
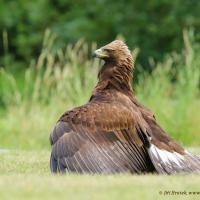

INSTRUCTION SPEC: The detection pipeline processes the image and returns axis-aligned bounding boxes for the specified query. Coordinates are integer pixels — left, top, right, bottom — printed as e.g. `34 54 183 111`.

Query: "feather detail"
148 144 200 174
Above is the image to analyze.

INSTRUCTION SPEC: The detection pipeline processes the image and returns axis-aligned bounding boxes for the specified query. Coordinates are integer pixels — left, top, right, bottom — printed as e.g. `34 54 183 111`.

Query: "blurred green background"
0 0 200 150
1 0 200 68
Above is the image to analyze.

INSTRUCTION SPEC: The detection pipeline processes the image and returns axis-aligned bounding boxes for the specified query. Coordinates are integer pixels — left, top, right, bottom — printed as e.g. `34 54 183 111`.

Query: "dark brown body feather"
50 40 200 174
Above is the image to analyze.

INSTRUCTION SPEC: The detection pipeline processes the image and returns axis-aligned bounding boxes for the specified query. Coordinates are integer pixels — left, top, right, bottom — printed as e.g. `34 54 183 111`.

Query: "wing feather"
50 104 155 174
134 100 200 174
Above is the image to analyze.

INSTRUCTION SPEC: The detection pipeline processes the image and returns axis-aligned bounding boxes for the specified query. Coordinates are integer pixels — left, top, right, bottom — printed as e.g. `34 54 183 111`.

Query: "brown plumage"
50 40 200 174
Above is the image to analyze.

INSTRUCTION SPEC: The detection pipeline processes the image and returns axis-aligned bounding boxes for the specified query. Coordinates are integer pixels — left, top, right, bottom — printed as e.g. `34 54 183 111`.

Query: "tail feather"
148 144 200 174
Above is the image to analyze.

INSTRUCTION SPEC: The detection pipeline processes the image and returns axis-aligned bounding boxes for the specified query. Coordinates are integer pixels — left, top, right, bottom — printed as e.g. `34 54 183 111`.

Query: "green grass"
1 150 200 200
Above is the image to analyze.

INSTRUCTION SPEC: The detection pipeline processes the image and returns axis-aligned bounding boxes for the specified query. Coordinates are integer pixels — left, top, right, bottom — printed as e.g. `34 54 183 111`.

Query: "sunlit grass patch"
0 150 200 200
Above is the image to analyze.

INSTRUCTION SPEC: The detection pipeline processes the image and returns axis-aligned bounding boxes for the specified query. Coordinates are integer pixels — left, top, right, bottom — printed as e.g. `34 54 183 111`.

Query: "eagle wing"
137 100 200 174
50 101 155 174
50 95 200 174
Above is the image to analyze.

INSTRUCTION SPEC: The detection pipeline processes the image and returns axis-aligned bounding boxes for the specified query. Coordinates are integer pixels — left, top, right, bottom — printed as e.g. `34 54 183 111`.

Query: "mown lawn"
0 150 200 200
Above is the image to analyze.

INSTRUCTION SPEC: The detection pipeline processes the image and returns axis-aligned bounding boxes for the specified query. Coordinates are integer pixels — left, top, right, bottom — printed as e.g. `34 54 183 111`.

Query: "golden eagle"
50 40 200 174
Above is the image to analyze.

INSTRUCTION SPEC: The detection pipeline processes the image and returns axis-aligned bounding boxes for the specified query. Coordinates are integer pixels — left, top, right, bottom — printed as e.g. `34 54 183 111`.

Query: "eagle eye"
103 48 113 52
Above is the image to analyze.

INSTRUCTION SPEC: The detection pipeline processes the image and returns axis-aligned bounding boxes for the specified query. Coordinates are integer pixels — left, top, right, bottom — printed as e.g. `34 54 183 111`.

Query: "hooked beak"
92 48 108 59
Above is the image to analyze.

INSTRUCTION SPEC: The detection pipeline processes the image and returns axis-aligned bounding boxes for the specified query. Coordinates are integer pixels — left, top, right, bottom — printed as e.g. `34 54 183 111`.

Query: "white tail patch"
148 144 187 174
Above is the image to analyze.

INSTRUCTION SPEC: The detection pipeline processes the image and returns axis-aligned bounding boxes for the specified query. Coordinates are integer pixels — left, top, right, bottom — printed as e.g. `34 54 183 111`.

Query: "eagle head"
92 40 132 65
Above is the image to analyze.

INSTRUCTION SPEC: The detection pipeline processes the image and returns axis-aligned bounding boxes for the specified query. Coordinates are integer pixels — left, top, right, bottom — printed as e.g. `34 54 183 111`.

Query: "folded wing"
50 102 155 174
137 101 200 174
